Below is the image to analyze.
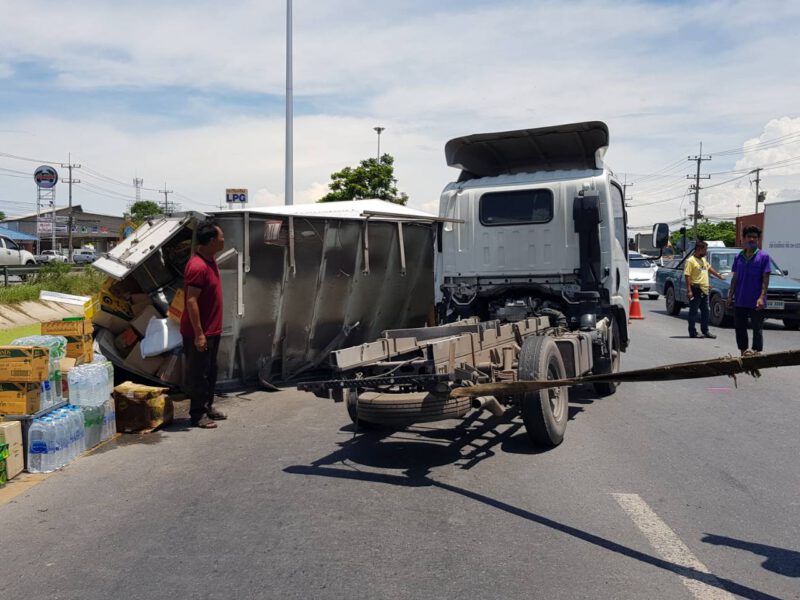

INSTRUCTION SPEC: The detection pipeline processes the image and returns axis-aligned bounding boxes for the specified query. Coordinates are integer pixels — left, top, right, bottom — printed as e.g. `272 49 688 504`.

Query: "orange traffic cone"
629 285 644 320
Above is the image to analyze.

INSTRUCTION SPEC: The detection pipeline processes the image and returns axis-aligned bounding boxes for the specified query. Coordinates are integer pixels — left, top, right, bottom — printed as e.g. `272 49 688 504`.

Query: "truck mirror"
652 223 669 249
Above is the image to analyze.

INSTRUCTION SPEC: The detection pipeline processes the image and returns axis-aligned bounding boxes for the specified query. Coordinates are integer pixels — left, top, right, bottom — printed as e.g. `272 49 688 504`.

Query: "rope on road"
450 349 800 398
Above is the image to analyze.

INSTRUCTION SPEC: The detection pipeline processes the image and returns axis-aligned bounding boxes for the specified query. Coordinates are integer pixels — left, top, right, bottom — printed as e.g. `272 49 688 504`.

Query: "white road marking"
612 493 734 600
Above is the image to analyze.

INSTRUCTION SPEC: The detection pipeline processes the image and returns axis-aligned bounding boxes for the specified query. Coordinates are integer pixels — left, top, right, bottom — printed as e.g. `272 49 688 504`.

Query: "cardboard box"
0 383 41 415
0 420 24 480
113 381 173 432
131 301 153 318
123 342 166 375
0 347 50 383
60 357 76 400
95 282 134 320
114 327 140 357
65 334 93 362
92 309 130 335
167 288 185 323
41 318 92 337
156 352 184 386
130 305 162 337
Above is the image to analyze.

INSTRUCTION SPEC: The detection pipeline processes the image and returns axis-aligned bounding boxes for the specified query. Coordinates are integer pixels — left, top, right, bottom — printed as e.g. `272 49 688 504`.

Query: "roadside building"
0 225 39 253
0 205 126 254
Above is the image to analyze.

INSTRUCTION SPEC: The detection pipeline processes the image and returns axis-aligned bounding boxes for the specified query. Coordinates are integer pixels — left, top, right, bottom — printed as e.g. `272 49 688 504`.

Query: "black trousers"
734 307 765 352
183 335 220 423
687 285 710 335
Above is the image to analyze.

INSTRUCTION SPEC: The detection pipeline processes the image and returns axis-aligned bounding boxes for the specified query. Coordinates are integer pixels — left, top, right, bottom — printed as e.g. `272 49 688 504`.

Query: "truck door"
609 183 630 315
0 237 14 265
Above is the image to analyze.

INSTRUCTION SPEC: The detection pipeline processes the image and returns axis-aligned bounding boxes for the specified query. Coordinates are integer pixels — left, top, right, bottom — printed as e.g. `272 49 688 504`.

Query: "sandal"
192 417 218 429
207 408 227 421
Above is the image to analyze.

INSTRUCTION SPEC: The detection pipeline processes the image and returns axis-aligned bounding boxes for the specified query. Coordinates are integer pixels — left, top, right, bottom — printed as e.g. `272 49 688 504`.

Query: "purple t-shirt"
732 250 771 308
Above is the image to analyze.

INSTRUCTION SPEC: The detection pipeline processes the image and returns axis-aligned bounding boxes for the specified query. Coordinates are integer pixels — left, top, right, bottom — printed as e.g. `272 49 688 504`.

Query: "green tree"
670 221 736 250
129 200 163 225
319 154 408 205
0 211 6 221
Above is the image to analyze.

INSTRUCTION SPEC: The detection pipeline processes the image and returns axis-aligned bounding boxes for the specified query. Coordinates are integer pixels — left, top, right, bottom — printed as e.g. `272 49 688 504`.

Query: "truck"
299 121 632 447
0 234 36 266
654 244 800 329
762 200 800 280
35 249 68 264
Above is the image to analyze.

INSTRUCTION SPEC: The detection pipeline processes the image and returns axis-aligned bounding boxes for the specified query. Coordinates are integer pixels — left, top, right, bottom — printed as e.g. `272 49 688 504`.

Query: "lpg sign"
34 165 59 189
226 188 248 203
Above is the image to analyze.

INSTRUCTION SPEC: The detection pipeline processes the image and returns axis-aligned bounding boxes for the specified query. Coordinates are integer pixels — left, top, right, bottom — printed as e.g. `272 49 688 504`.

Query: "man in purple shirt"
726 225 771 355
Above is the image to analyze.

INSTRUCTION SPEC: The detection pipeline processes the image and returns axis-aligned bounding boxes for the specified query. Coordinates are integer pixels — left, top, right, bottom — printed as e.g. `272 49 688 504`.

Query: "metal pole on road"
374 126 385 160
285 0 294 206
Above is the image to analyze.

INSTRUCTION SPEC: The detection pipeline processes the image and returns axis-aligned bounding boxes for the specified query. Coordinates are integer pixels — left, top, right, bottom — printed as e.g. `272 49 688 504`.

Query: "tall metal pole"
687 142 711 241
752 168 761 214
285 0 294 206
374 126 385 160
61 153 81 261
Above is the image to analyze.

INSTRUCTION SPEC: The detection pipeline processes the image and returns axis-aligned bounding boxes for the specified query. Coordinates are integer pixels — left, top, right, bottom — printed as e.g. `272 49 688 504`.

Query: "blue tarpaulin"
0 225 38 241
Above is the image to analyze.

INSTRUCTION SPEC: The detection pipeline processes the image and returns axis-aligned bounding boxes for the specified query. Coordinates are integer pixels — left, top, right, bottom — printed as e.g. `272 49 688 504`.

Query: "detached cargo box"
92 201 439 388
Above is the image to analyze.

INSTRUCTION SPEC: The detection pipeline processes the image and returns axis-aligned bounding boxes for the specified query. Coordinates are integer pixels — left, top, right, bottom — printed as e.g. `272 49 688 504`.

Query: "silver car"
73 249 97 264
629 252 659 299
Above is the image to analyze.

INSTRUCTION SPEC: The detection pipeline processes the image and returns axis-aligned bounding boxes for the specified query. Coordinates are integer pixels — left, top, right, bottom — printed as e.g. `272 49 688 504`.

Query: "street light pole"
285 0 294 206
374 126 385 160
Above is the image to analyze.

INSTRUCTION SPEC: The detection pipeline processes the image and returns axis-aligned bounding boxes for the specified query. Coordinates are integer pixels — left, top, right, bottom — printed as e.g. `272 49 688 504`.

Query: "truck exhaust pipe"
471 396 505 417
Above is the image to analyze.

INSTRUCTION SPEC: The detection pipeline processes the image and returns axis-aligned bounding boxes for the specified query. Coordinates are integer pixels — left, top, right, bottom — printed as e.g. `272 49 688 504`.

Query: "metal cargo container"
92 201 439 387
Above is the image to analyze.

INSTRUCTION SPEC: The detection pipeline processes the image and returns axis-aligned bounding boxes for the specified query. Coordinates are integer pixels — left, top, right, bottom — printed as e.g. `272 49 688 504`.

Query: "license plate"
767 300 784 310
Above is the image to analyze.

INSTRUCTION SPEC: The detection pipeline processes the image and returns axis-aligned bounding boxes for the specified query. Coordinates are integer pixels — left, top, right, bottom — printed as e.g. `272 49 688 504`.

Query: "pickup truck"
0 234 36 266
655 247 800 329
35 250 68 263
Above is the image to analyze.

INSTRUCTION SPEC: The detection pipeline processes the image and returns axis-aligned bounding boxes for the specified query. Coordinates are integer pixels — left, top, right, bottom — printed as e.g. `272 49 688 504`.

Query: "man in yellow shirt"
684 240 726 338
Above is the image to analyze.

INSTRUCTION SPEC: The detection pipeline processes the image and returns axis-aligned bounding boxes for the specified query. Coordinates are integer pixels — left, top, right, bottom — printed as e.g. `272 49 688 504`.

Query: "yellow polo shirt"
684 255 710 294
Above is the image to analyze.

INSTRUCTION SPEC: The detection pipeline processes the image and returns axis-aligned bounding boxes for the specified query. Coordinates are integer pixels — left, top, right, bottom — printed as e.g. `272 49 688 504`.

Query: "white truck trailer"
762 199 800 280
300 121 631 447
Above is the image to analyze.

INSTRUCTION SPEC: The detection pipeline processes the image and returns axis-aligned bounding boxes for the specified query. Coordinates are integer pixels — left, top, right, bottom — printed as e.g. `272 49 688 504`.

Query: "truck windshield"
629 258 653 268
709 251 785 275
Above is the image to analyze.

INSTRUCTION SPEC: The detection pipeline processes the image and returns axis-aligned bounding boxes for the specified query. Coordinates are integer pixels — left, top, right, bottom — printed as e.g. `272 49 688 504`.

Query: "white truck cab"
0 235 36 266
436 121 630 350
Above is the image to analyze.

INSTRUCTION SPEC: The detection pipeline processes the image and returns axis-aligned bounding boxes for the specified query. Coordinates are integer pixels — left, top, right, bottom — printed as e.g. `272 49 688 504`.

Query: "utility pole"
159 183 174 215
751 168 762 214
374 126 385 160
687 143 711 241
736 203 741 217
60 154 81 260
622 173 633 207
285 0 293 206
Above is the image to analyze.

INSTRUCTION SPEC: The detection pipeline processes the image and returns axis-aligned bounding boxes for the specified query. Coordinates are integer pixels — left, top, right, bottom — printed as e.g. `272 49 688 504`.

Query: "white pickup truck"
0 235 36 266
35 249 68 264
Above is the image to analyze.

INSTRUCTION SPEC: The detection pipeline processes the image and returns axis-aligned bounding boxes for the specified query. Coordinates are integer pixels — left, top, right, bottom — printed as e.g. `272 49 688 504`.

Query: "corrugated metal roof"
0 225 38 241
219 199 437 221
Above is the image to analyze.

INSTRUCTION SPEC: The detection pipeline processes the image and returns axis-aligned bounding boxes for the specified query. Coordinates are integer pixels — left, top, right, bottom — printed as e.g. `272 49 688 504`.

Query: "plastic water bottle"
72 405 86 454
53 414 68 468
27 419 48 473
40 417 56 472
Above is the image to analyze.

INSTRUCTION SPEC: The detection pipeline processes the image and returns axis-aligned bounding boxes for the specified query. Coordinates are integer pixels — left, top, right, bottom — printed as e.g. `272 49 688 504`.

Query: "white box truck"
763 199 800 280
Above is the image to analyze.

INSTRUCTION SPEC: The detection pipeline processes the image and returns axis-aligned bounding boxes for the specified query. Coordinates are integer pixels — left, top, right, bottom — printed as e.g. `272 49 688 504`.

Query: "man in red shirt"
180 220 226 428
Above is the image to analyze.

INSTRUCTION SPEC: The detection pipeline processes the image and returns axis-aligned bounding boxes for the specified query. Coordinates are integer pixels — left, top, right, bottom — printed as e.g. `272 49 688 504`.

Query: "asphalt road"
1 299 799 599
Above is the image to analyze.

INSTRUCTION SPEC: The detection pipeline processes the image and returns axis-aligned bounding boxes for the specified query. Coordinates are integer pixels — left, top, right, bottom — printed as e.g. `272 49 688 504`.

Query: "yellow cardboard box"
167 288 185 322
0 383 41 415
0 420 24 479
65 334 93 362
0 347 50 382
113 381 173 432
95 279 134 320
41 318 92 337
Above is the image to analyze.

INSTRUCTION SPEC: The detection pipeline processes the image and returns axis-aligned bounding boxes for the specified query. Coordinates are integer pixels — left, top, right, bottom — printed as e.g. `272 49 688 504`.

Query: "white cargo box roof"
221 199 438 221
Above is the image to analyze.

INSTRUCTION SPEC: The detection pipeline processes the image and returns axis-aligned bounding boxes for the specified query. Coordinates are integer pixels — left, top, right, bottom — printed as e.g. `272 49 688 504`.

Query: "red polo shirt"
180 254 223 337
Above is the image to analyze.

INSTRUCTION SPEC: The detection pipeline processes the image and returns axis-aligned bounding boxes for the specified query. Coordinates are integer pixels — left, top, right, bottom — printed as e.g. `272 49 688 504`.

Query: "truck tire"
352 391 471 427
783 318 800 331
517 336 568 447
593 318 621 397
665 285 682 315
709 294 731 327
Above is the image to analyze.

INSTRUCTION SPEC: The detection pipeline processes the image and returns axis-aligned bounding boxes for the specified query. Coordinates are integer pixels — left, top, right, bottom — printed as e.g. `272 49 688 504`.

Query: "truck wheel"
352 391 471 427
783 318 800 331
665 286 682 315
517 336 568 447
593 318 621 397
709 294 730 327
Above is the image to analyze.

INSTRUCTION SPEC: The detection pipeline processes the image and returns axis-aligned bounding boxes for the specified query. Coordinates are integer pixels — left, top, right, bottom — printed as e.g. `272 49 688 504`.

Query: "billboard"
226 188 248 203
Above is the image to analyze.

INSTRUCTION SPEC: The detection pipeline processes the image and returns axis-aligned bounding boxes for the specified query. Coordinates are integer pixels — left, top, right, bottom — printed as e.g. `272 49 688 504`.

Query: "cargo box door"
92 215 197 280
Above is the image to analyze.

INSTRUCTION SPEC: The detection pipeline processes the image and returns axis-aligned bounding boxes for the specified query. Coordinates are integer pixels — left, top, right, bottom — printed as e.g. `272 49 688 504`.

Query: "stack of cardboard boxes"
0 347 49 416
0 420 23 483
113 381 174 432
93 278 185 386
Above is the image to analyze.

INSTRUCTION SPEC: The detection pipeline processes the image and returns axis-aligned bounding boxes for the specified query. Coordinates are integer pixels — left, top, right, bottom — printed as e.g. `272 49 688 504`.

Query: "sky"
1 0 799 230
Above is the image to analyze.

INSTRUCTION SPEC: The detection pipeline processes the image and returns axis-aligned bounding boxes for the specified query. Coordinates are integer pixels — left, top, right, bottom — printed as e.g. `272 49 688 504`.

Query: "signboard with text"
226 188 248 203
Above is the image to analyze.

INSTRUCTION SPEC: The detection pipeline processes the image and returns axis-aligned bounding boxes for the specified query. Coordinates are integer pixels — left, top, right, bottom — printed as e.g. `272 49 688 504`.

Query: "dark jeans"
734 307 765 352
183 335 220 423
687 285 710 335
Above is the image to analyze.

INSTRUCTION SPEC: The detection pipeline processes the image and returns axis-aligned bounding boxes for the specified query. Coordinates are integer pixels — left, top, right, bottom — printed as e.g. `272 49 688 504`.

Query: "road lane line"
612 493 734 600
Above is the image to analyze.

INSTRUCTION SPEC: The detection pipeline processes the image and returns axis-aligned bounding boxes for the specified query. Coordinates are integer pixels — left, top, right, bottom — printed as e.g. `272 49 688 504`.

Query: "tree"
129 200 163 225
319 154 408 205
670 221 736 251
0 211 6 221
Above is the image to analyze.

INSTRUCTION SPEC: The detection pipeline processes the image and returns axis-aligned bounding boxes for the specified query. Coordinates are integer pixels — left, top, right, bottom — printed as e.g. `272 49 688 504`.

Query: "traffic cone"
630 285 644 320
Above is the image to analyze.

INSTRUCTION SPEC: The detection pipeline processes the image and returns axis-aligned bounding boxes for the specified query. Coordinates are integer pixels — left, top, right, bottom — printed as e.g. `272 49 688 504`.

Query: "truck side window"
609 183 627 253
4 238 19 250
479 189 553 226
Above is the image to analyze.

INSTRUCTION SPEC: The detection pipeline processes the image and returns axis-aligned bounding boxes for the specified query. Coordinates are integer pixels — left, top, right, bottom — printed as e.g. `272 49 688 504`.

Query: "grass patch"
0 323 42 344
0 264 105 305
